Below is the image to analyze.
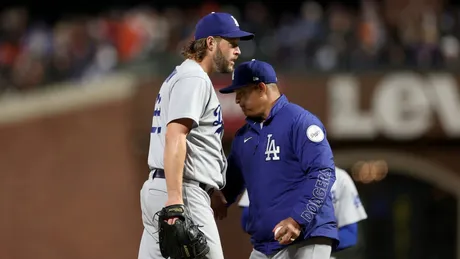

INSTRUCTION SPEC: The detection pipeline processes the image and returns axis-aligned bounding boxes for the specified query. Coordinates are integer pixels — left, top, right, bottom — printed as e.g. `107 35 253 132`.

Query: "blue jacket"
222 95 339 255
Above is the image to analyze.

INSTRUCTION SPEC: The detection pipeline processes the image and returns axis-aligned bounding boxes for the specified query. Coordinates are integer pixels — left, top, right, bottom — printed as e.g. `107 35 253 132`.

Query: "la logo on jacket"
265 134 280 161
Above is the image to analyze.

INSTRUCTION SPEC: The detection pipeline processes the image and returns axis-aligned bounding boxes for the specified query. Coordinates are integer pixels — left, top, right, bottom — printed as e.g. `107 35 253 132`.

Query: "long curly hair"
180 37 221 62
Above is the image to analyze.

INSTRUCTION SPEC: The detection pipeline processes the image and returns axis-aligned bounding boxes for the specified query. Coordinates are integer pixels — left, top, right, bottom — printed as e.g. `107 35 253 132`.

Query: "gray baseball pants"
137 170 224 259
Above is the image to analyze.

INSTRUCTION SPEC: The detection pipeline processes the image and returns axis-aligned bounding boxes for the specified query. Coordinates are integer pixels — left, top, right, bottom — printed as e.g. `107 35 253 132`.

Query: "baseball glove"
157 204 210 259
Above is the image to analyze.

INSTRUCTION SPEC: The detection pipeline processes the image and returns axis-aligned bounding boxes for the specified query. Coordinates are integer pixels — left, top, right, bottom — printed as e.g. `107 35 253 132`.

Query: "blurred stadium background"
1 0 459 258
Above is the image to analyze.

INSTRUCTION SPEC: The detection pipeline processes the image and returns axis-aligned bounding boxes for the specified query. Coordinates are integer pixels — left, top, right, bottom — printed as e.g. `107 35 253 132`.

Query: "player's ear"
206 36 216 51
257 82 268 95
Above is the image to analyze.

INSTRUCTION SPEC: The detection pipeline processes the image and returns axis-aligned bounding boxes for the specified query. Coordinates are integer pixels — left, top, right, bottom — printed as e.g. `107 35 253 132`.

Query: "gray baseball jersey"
330 167 367 228
147 59 227 189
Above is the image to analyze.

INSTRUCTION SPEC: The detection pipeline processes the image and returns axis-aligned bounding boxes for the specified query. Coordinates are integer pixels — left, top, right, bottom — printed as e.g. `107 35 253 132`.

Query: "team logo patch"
306 125 324 143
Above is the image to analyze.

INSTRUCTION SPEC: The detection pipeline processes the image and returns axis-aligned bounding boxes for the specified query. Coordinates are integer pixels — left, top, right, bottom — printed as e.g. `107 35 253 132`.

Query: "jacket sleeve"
289 113 336 226
221 138 245 206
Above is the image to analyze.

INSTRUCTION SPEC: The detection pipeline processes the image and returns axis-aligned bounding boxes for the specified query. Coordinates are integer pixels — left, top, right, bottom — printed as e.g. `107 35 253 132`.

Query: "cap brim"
219 84 245 94
221 30 255 41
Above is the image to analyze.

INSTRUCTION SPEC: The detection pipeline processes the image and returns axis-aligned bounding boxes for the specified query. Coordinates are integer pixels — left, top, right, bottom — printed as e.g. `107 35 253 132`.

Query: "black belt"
152 169 215 196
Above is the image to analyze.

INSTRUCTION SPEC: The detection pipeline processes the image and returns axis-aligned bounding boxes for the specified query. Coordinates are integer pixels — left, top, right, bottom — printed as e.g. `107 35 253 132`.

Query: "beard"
213 46 233 73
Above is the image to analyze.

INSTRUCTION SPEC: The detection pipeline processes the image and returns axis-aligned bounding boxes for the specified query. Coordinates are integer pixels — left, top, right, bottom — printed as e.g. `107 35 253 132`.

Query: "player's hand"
273 217 301 245
210 190 228 220
164 198 184 225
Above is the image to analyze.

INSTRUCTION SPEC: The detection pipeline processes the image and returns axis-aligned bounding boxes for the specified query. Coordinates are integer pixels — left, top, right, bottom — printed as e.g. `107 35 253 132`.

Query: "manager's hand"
211 190 228 220
273 217 301 245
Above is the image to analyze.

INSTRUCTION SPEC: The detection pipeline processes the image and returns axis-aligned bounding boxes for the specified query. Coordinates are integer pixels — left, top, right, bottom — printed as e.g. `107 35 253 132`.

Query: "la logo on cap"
231 16 239 27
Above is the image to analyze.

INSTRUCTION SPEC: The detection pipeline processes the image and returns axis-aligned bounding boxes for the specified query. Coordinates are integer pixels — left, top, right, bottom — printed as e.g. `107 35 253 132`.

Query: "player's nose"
234 46 241 56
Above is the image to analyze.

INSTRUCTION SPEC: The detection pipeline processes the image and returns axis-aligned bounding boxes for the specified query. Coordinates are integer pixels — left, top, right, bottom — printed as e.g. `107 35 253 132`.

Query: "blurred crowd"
1 1 460 94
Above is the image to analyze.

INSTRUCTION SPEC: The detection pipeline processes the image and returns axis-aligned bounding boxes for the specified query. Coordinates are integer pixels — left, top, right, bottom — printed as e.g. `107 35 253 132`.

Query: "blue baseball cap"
194 12 254 41
219 59 278 94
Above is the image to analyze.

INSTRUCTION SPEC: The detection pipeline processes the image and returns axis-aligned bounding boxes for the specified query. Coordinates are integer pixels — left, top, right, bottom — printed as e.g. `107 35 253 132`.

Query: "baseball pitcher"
137 12 254 259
